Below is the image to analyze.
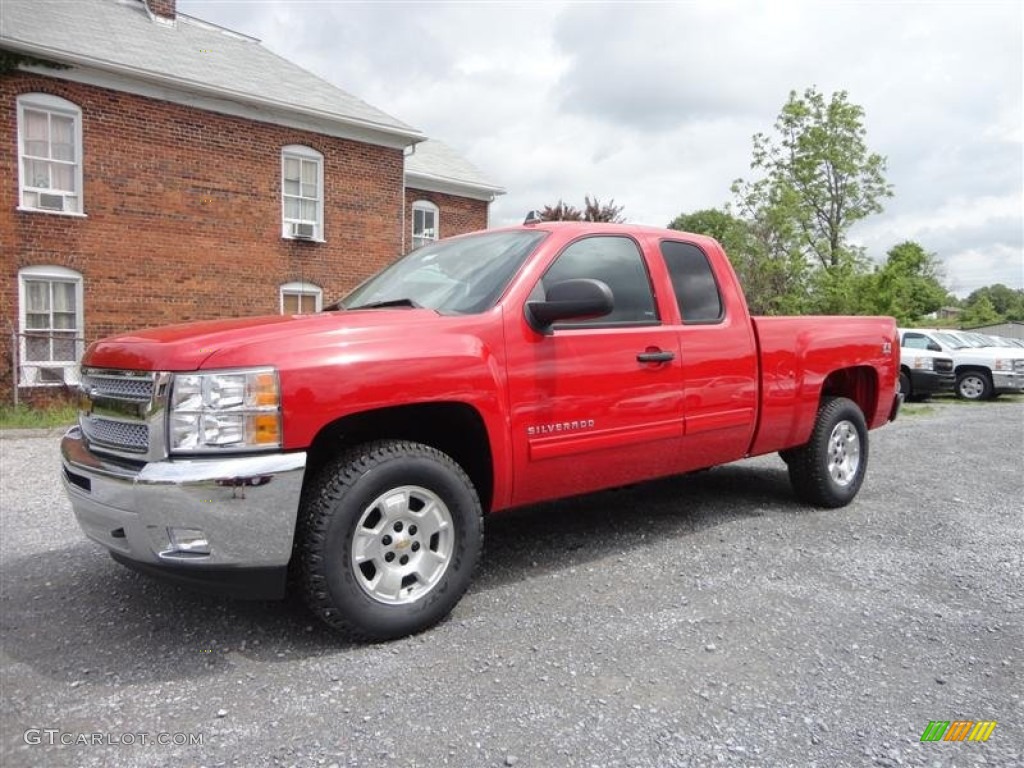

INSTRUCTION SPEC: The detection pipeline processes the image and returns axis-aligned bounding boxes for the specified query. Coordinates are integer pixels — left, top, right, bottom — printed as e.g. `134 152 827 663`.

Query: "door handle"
636 350 675 363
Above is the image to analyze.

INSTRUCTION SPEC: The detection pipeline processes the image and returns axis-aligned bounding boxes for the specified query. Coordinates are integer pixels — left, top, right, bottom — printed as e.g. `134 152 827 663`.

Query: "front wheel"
298 440 483 641
956 371 993 401
786 397 869 508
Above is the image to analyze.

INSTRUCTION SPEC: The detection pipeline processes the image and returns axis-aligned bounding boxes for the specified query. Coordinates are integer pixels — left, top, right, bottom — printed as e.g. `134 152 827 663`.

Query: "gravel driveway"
1 400 1021 768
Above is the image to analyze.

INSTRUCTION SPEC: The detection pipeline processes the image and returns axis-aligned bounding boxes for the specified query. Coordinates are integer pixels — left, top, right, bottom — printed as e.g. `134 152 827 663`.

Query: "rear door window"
660 241 723 323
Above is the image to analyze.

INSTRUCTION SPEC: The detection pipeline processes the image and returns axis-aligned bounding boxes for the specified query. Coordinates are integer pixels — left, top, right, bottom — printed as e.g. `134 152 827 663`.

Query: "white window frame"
17 93 85 216
17 265 85 386
411 200 440 250
281 145 324 241
279 281 323 314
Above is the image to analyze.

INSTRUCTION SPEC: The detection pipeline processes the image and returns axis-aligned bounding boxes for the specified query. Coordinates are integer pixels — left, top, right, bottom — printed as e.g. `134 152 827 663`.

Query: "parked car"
897 343 955 401
899 328 1024 400
63 222 901 640
984 334 1024 350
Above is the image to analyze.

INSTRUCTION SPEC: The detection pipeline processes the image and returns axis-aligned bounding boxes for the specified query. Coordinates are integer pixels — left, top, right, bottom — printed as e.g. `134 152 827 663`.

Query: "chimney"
147 0 176 20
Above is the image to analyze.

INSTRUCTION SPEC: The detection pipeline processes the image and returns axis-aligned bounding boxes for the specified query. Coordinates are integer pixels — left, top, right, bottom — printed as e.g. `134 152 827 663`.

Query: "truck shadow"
0 462 797 685
474 461 797 592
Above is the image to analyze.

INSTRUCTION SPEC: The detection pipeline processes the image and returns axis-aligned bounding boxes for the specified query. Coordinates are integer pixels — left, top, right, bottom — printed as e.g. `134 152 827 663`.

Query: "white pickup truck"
899 328 1024 400
896 344 955 401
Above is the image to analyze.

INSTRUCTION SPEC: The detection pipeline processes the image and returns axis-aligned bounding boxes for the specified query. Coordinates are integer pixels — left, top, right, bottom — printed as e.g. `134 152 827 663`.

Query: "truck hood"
82 310 445 371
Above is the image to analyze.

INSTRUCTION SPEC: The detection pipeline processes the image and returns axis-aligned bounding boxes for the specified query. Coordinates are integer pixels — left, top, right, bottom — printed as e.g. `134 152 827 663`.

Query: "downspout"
401 144 417 254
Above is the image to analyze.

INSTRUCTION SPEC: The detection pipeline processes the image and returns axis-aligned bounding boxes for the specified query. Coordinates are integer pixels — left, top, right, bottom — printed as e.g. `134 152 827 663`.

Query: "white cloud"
180 0 1024 295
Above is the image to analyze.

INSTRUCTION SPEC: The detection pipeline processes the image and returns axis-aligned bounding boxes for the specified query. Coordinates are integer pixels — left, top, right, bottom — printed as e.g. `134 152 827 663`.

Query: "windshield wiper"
347 298 424 310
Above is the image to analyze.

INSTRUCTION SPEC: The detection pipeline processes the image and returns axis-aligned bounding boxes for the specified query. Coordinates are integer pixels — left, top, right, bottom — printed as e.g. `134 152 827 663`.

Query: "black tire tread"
297 439 483 641
898 370 912 400
787 396 868 509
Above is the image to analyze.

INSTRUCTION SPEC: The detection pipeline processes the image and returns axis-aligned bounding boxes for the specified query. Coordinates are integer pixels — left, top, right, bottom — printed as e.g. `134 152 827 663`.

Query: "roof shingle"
0 0 421 140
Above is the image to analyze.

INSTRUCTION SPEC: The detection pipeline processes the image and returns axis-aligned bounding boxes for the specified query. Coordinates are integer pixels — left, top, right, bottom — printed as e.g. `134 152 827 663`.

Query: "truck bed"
749 315 899 457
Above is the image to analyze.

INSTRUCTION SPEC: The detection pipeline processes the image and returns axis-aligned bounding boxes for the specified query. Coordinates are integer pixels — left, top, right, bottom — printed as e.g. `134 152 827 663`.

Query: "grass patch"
0 403 78 429
931 392 1024 406
900 403 936 417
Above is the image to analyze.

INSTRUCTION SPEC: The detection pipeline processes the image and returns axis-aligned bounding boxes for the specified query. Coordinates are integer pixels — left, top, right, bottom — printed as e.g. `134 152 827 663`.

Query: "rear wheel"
956 371 993 401
298 440 483 641
786 397 869 508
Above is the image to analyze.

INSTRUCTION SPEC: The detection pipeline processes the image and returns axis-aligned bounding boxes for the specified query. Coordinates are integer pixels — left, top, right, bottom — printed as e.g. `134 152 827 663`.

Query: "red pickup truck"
62 222 901 640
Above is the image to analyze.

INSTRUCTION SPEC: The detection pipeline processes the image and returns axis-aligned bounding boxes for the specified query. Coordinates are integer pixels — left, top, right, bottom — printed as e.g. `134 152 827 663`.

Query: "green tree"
667 208 742 244
958 295 1002 327
668 207 807 314
964 284 1024 321
732 87 892 313
540 195 625 223
861 241 950 324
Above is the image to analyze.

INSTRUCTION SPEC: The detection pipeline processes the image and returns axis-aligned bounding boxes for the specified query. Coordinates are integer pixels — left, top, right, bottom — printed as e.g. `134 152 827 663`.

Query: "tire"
298 440 483 641
898 370 912 400
955 371 993 401
786 397 869 508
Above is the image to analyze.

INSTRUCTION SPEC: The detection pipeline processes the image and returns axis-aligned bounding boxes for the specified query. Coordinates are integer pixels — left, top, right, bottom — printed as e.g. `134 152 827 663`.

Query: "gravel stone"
1 399 1022 767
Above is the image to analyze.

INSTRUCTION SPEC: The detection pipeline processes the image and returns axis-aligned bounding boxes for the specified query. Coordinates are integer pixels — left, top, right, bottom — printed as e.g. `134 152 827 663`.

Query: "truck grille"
934 358 954 373
78 368 167 460
80 417 149 453
81 371 154 401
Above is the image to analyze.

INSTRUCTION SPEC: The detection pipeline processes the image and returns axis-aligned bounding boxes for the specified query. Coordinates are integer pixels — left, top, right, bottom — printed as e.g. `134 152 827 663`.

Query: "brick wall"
146 0 176 19
404 187 489 251
1 72 407 403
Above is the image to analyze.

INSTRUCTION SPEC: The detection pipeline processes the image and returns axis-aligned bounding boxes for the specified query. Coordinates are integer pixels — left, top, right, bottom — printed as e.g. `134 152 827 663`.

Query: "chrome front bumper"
992 371 1024 394
61 426 306 574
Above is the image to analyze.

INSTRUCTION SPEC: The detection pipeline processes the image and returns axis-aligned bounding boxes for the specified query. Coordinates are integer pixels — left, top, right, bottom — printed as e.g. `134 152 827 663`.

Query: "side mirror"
927 342 941 352
525 278 614 334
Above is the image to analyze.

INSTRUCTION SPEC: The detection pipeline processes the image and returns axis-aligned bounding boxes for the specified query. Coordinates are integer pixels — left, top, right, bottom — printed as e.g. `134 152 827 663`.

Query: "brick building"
0 0 503 403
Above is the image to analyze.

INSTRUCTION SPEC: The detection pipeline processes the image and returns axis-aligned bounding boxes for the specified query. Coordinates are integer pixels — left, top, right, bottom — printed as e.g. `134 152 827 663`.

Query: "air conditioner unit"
38 193 65 211
38 366 68 384
21 364 70 385
291 222 316 239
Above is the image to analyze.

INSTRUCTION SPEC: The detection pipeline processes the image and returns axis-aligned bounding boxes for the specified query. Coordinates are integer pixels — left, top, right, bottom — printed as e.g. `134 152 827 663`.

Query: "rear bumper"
889 392 904 422
61 426 306 599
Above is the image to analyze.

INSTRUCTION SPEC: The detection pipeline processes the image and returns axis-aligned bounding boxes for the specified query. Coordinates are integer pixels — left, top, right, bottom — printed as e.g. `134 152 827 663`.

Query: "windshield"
934 332 966 348
340 230 548 314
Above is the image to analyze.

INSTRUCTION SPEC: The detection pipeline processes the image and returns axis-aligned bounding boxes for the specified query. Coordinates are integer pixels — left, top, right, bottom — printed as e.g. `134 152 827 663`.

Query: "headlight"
993 359 1011 372
169 368 281 453
912 357 934 371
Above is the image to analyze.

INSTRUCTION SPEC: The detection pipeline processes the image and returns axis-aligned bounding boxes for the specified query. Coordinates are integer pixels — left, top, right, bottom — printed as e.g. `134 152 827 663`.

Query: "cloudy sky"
178 0 1023 296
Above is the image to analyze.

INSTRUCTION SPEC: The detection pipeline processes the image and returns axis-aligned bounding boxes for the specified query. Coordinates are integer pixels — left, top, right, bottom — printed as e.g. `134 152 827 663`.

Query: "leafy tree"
958 295 1002 327
860 241 950 324
582 195 625 223
964 284 1024 321
734 87 892 270
668 207 807 314
731 87 892 313
539 199 582 221
668 208 741 244
540 195 625 223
